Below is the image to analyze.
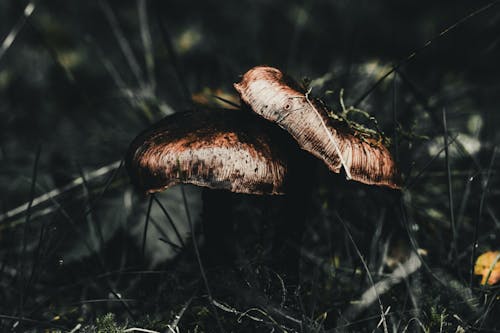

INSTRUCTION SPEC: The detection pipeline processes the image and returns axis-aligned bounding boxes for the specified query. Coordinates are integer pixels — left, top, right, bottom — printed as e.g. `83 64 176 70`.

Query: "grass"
1 0 500 332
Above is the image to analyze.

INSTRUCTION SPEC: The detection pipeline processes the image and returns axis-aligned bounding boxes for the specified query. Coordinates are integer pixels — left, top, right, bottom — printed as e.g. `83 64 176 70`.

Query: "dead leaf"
474 251 500 285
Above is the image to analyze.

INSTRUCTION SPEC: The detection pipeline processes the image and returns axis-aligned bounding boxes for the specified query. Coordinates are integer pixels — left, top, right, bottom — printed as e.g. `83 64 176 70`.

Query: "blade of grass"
85 36 137 108
397 68 485 177
392 72 399 164
336 212 389 333
141 196 153 259
152 194 185 248
76 162 105 250
25 221 46 306
0 314 67 331
99 0 146 87
158 237 182 251
212 95 240 109
155 5 191 103
404 135 458 190
18 145 41 319
353 0 500 106
31 179 136 319
137 0 155 91
399 195 447 287
470 147 497 287
0 1 36 64
442 107 457 263
180 183 225 333
0 160 121 224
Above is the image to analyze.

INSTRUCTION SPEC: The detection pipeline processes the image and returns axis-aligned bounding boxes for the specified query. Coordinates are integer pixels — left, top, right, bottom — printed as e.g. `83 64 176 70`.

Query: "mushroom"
126 108 309 268
126 66 400 275
234 66 401 189
126 108 295 196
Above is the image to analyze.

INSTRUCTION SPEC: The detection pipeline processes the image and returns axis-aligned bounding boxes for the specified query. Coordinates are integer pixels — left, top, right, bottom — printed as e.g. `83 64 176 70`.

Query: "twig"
68 323 82 333
212 299 293 332
123 328 159 333
342 252 422 321
167 295 194 332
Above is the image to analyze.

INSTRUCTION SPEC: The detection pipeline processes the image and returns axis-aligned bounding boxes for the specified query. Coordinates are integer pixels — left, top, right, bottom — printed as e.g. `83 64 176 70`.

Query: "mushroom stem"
201 189 236 266
271 149 318 280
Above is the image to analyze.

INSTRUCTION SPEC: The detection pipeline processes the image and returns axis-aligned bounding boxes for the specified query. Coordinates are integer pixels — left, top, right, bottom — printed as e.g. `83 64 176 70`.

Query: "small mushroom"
234 66 401 189
126 108 295 196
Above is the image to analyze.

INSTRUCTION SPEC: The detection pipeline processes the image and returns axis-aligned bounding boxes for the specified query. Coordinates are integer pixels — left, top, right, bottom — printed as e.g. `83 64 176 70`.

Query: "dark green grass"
1 0 500 332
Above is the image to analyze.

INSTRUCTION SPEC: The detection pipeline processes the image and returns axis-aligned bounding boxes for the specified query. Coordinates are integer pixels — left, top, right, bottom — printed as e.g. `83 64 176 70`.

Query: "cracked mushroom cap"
126 109 294 195
234 66 401 189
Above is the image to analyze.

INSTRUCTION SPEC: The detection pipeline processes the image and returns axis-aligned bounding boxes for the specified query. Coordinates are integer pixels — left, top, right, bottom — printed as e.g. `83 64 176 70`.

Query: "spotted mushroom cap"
126 109 294 195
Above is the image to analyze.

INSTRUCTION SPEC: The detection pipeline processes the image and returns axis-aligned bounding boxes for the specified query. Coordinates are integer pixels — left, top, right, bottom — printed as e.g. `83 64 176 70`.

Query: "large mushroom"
126 66 400 274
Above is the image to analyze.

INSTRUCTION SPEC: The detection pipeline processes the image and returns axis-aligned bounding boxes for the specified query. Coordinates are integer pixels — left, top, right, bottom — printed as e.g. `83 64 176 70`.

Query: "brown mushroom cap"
234 66 401 189
126 109 293 195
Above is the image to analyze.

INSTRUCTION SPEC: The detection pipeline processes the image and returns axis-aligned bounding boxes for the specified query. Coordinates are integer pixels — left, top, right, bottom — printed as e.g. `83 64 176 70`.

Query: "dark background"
1 0 499 331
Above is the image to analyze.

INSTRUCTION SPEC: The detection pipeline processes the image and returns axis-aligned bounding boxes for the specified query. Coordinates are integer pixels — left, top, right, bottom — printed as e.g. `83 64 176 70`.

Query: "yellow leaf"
474 251 500 285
